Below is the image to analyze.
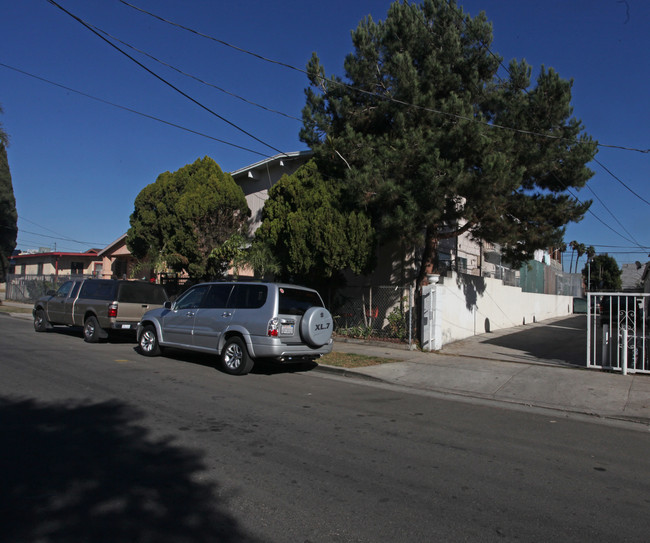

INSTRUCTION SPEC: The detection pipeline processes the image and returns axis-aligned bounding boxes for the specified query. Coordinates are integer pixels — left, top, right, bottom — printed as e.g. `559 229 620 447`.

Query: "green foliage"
301 0 597 283
583 254 621 291
127 156 250 280
386 299 408 340
252 159 374 285
0 107 18 283
207 233 247 279
336 324 375 340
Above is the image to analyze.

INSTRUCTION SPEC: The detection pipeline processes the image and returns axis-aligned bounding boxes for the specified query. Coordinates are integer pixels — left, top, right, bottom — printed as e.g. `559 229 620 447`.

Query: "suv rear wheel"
221 337 254 375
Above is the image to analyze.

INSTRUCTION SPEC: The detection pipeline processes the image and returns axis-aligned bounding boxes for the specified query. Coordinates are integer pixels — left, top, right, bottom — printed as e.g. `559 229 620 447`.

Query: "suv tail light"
268 317 279 337
108 303 118 318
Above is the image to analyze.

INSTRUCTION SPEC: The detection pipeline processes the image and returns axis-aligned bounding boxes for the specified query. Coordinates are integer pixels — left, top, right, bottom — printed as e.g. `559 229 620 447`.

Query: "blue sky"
1 0 648 270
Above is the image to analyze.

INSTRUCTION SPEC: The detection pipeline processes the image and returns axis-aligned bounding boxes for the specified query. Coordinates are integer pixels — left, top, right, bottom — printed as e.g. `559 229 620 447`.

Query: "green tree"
127 156 250 279
568 240 578 273
574 243 586 273
301 0 597 285
583 254 621 291
0 106 18 283
252 159 374 285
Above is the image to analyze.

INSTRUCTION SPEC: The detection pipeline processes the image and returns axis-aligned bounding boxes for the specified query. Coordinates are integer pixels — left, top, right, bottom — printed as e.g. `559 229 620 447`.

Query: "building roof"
12 249 100 260
97 233 128 257
230 150 313 179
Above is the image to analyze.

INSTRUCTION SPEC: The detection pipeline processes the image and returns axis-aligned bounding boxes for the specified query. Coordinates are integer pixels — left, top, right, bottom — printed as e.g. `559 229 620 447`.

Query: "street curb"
314 363 650 428
314 363 386 383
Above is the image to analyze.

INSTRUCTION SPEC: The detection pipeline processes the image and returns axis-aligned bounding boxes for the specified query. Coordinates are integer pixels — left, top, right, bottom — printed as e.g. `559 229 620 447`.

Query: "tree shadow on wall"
0 397 261 543
455 273 487 311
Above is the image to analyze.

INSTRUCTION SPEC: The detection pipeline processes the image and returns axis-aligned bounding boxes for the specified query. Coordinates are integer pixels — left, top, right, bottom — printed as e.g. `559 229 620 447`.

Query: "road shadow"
133 347 317 376
478 315 587 367
0 397 261 543
39 327 139 345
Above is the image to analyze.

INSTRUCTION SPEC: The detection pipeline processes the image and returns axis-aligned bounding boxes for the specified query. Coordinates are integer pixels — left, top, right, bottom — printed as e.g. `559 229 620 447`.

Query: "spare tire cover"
300 306 334 347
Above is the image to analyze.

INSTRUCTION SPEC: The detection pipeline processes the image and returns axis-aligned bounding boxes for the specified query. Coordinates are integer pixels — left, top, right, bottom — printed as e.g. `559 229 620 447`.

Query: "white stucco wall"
427 271 574 349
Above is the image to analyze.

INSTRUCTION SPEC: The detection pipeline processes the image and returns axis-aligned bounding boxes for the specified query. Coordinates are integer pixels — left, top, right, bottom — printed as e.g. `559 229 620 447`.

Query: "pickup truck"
33 279 168 342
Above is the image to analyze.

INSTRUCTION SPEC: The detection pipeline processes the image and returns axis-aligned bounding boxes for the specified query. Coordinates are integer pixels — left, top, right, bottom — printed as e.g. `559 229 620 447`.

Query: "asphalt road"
1 315 649 542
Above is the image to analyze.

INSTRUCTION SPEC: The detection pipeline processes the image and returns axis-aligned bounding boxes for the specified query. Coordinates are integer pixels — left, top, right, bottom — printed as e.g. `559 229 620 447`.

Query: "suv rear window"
118 282 168 304
278 287 323 316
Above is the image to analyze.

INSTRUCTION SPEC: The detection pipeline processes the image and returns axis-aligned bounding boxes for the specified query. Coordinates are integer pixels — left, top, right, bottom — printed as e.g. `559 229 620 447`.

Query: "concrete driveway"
440 314 587 367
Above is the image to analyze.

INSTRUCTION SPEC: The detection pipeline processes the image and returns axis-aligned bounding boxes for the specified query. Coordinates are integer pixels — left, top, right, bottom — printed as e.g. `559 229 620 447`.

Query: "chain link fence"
325 285 416 347
5 274 91 303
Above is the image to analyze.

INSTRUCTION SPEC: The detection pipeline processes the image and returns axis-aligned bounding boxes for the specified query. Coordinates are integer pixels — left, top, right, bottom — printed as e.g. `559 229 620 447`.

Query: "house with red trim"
9 248 102 277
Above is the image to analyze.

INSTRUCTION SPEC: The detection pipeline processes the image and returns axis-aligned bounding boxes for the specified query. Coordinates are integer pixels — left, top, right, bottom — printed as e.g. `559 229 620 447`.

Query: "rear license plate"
121 324 133 329
281 324 294 335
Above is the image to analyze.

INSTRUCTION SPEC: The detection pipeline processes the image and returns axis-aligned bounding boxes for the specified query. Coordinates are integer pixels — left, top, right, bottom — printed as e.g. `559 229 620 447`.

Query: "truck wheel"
139 325 161 357
34 308 51 332
83 316 102 343
221 337 254 375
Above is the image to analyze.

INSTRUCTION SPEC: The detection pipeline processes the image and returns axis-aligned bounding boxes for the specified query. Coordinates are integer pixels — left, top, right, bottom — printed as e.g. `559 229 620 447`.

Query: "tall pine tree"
0 106 18 283
301 0 597 284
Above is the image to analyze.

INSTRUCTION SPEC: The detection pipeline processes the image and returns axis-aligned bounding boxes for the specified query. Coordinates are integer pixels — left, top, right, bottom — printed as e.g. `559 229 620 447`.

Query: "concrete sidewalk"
327 315 650 427
3 301 649 426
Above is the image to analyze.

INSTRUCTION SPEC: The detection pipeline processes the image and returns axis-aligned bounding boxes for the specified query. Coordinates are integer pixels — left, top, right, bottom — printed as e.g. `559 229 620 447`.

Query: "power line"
119 0 650 155
435 1 648 251
588 244 650 249
46 0 286 156
89 23 302 122
594 158 650 207
580 181 645 248
118 0 648 250
0 63 269 158
117 0 307 76
18 227 106 247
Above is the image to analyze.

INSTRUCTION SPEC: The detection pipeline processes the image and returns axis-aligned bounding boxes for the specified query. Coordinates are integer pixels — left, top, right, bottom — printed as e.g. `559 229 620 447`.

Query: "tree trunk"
417 225 439 286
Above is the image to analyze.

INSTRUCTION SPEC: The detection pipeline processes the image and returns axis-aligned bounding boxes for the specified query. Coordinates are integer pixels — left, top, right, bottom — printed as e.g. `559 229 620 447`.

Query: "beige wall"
13 255 100 276
232 152 312 236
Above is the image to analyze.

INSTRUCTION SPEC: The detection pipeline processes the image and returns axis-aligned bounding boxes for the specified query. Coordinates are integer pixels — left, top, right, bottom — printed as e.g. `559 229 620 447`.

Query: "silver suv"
136 282 333 375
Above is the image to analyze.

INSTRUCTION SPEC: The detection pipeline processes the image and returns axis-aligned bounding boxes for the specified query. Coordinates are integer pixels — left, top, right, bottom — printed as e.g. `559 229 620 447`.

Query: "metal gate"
587 292 650 374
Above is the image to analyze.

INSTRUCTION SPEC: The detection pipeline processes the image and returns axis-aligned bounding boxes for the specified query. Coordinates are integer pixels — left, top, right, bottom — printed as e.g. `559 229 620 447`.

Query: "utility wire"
11 216 107 245
438 2 650 212
580 179 644 247
118 0 650 260
18 228 106 247
46 0 286 156
0 63 268 158
438 0 648 251
594 158 650 207
89 23 302 122
119 0 650 155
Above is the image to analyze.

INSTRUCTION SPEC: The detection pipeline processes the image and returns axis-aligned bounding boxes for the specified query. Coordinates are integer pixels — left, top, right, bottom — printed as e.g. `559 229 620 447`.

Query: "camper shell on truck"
33 279 168 342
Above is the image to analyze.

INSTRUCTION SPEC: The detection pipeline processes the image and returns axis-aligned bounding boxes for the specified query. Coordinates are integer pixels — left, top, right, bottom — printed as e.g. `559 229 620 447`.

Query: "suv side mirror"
164 301 172 309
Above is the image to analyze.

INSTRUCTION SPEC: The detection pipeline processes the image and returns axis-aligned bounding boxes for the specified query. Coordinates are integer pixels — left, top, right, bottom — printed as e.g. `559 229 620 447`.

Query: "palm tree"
574 243 586 274
568 240 578 273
